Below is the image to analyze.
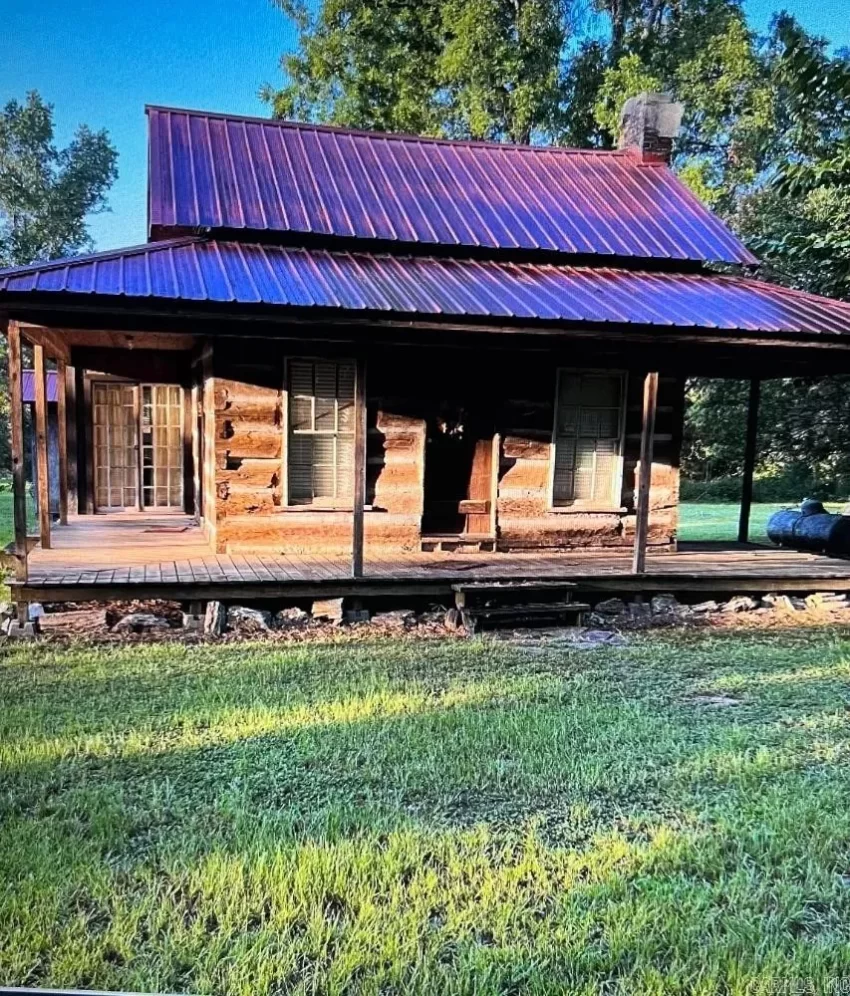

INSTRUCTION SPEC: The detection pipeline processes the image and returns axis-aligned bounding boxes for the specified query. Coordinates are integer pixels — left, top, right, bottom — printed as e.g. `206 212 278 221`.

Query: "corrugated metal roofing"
146 106 758 267
22 369 59 404
1 238 847 336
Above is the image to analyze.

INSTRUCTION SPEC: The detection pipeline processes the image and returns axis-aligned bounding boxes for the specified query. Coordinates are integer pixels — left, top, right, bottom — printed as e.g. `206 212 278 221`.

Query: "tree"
266 1 850 499
0 91 118 268
738 20 850 298
262 0 573 143
0 92 118 475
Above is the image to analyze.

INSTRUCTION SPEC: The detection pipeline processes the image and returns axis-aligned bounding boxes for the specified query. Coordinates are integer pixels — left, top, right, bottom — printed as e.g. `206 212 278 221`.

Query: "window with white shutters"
552 371 625 507
287 359 355 506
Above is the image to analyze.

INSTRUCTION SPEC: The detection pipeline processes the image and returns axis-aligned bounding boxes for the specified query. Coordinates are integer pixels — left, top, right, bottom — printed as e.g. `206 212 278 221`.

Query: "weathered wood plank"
739 378 761 544
34 344 51 550
632 372 659 574
352 355 367 578
8 321 28 581
56 358 69 525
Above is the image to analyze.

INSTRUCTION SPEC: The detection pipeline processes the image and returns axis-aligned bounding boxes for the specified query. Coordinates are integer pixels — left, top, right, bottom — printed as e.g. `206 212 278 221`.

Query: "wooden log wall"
496 363 683 551
203 339 684 556
209 340 422 555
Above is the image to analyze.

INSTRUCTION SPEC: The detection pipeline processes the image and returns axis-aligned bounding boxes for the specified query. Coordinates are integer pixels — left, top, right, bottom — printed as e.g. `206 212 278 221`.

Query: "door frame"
86 375 186 514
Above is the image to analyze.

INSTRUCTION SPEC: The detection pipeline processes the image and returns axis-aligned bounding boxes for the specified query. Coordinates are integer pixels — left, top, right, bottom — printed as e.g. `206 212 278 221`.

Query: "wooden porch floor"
14 512 850 603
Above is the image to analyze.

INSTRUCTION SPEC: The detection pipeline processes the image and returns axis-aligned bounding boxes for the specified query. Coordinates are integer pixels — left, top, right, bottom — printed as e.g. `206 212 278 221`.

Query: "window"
287 359 355 506
551 371 625 507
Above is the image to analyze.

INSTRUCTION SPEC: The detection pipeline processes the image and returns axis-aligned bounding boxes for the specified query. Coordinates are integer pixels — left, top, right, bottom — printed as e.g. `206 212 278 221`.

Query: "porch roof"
2 237 850 337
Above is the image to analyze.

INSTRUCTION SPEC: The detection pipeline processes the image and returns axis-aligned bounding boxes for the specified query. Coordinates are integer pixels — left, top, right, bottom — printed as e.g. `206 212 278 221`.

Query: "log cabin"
6 93 850 615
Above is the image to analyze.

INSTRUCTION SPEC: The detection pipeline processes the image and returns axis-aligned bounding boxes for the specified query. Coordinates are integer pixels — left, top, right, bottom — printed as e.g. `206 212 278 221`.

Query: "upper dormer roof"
146 106 758 267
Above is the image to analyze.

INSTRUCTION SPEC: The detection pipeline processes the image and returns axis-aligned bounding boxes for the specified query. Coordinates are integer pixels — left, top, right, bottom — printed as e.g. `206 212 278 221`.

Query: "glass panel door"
141 384 184 508
93 382 139 510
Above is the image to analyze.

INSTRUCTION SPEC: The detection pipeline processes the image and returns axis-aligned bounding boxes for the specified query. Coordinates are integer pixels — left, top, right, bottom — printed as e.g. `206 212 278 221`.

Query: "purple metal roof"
1 238 848 336
146 106 758 267
22 369 59 404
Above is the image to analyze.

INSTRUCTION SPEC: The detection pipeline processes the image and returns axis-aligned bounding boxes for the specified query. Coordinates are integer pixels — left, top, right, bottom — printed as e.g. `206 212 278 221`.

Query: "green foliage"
683 376 850 500
0 92 117 473
4 633 850 990
0 92 118 268
592 53 662 137
263 0 573 142
266 2 850 497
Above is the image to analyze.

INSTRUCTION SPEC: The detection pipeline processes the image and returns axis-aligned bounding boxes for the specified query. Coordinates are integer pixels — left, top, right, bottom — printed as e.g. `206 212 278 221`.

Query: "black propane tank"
767 499 850 556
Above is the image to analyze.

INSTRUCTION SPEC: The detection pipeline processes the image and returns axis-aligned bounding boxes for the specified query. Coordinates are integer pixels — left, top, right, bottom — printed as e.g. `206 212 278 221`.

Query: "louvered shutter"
552 372 624 506
287 359 356 505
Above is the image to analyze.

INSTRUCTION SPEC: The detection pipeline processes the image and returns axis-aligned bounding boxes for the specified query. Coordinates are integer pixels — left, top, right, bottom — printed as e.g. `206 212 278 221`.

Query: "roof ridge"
145 104 643 160
0 237 203 278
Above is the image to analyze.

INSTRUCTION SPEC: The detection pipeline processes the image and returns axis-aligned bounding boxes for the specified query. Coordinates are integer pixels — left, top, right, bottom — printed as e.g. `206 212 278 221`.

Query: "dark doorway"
422 405 494 536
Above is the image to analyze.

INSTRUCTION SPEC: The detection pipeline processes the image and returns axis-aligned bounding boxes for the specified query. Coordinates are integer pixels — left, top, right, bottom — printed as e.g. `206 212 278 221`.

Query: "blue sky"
2 0 848 252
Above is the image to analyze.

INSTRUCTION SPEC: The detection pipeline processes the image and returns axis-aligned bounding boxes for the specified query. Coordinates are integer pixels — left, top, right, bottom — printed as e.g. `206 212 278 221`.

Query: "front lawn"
678 501 844 543
2 633 850 994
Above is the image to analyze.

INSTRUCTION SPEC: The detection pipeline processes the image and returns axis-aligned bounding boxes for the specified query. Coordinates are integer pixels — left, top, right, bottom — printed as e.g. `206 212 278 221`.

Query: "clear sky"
2 0 848 252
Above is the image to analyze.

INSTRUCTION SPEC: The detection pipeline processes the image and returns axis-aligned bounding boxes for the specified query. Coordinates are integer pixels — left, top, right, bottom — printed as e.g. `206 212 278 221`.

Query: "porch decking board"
13 512 850 604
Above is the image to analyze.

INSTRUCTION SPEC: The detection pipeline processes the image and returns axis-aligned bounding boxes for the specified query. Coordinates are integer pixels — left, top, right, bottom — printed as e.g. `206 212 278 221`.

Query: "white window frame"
548 368 628 512
282 356 356 509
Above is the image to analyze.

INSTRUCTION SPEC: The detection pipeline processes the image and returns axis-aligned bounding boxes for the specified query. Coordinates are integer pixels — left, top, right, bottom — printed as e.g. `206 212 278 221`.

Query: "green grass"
3 633 850 994
0 489 37 549
679 501 844 543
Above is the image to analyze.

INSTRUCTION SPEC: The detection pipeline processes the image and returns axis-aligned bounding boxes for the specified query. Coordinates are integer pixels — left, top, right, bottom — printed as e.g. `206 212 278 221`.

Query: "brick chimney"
618 93 684 164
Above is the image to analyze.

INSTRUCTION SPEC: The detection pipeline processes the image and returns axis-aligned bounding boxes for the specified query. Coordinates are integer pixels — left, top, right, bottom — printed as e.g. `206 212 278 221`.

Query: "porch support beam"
738 378 761 544
57 357 69 525
352 355 367 579
632 371 659 575
65 363 79 516
19 323 70 363
7 320 28 581
33 343 51 549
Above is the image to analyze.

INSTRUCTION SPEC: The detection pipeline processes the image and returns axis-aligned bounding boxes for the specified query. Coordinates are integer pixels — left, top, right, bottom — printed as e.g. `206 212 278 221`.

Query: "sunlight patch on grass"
3 633 850 992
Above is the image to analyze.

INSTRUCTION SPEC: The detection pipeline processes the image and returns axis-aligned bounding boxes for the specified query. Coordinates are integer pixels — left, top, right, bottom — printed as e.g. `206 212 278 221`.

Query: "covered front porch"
17 510 850 606
7 242 850 616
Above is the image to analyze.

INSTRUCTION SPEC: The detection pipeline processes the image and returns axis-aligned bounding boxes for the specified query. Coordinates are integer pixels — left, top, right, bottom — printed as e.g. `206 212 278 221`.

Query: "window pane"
291 395 313 432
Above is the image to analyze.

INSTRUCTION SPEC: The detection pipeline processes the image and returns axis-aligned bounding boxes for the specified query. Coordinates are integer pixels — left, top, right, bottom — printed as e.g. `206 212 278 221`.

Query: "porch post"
352 355 367 579
33 343 51 549
632 371 659 574
7 321 28 581
65 363 79 515
57 357 69 525
738 378 760 544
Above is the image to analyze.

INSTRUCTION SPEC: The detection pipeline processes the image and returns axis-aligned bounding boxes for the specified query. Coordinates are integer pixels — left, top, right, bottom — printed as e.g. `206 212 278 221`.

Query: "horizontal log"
216 420 282 459
502 436 550 460
214 379 281 422
370 489 424 516
370 430 425 454
217 489 279 514
498 513 623 536
376 412 426 432
499 459 550 491
216 512 420 555
372 461 422 490
217 458 281 490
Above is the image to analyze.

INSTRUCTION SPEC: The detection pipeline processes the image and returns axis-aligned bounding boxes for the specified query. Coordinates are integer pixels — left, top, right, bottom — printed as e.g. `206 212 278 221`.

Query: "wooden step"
453 580 577 609
421 535 496 553
448 600 590 633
